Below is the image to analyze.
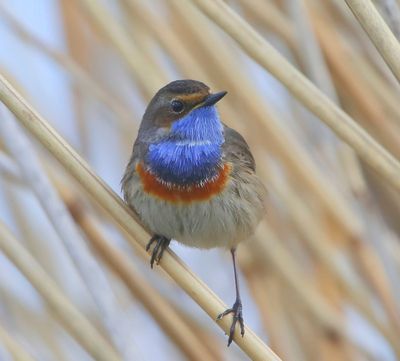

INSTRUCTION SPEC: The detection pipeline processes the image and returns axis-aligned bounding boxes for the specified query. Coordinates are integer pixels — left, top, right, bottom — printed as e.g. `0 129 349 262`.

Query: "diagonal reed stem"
0 105 131 358
0 220 121 361
0 73 281 361
344 0 400 83
64 192 221 361
190 0 400 192
0 324 36 361
0 152 222 360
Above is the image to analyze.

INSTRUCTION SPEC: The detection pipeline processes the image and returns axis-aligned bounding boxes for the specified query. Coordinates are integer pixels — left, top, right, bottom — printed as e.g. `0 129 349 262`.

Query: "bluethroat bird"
122 80 267 346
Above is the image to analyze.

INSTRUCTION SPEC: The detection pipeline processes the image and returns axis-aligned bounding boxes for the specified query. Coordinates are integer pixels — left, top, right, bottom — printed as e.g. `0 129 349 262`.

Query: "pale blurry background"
0 1 400 360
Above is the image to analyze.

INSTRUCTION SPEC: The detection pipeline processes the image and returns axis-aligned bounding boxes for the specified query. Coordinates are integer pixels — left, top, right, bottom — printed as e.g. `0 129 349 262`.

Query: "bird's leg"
217 247 245 346
146 235 170 268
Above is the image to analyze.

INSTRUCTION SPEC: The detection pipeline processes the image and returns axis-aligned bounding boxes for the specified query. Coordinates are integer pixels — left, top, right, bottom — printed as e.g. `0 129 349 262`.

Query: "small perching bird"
122 80 267 345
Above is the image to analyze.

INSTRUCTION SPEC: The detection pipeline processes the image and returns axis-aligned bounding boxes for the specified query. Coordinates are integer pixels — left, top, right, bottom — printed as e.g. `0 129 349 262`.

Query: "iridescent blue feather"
146 106 224 184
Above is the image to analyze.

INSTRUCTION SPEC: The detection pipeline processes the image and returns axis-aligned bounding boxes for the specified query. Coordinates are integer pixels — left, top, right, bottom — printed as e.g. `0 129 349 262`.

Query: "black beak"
202 91 227 107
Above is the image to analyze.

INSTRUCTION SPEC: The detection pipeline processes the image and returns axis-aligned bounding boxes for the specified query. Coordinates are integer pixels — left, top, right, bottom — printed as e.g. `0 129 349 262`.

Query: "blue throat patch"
147 106 224 185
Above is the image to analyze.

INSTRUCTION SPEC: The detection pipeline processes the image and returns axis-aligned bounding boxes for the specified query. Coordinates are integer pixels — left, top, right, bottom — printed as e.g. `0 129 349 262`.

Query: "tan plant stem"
0 221 121 361
0 3 133 133
63 191 221 361
345 0 400 83
0 105 129 357
0 73 281 361
190 0 400 192
0 325 36 361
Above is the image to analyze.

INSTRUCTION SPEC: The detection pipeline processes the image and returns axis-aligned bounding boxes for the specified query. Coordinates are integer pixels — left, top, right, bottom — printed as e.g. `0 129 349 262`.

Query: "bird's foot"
217 298 245 346
146 235 170 268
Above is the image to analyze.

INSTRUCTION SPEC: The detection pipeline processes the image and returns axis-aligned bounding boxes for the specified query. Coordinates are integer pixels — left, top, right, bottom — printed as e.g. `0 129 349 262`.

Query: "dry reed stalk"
314 263 355 361
78 0 164 98
344 0 400 83
2 2 395 358
0 290 69 361
61 188 221 361
386 231 400 273
0 3 133 133
243 0 365 194
0 151 22 184
122 0 240 131
326 0 400 91
365 166 400 235
379 0 400 39
0 156 125 360
244 266 305 361
0 151 146 264
0 325 36 361
122 17 169 88
167 11 380 348
171 0 363 243
354 55 400 127
327 208 400 343
336 145 368 197
287 0 338 101
2 174 60 278
350 236 400 329
60 0 91 155
190 0 400 193
252 225 343 335
263 163 398 343
315 5 400 175
123 0 241 148
241 0 296 51
262 221 356 361
0 105 130 355
171 311 223 361
187 2 397 340
0 220 121 361
252 223 400 358
296 6 400 334
269 281 309 361
287 0 365 198
145 0 354 253
122 0 206 80
285 305 321 361
78 11 257 346
0 74 281 361
311 9 400 158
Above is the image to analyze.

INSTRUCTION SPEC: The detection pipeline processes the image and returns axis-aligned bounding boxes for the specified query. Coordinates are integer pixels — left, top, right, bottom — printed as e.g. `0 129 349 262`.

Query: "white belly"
124 175 266 249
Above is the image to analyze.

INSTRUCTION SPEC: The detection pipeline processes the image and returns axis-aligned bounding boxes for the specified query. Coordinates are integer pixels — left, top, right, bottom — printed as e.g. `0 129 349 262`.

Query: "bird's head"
140 80 227 143
139 80 227 184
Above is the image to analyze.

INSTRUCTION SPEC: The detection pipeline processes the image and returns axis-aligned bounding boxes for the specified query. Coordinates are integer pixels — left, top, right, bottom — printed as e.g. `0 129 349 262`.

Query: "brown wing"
222 124 256 172
121 138 148 199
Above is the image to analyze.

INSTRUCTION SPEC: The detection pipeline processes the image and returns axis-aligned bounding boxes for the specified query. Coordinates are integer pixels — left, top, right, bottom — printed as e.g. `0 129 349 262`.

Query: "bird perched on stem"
122 80 266 346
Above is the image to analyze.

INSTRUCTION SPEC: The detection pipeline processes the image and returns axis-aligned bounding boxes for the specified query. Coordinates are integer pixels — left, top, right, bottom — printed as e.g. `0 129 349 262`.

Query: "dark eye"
171 100 184 113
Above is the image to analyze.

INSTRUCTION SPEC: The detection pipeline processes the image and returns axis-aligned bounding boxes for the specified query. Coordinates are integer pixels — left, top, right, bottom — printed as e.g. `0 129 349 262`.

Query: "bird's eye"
171 100 184 113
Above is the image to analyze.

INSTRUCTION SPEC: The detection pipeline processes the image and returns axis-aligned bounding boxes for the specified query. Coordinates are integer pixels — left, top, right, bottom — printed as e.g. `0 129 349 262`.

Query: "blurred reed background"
0 0 400 360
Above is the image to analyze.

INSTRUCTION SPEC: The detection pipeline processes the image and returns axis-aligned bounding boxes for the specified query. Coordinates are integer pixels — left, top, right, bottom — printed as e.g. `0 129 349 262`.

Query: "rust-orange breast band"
136 162 232 203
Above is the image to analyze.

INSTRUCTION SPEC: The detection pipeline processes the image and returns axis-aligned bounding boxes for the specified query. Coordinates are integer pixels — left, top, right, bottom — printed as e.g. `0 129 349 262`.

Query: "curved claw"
146 235 170 268
217 299 245 346
146 235 158 252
